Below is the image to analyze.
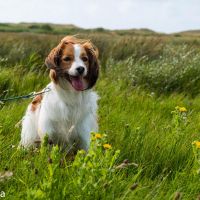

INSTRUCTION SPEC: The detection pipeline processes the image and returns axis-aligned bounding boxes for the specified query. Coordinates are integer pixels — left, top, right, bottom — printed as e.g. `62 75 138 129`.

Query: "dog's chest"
44 93 87 132
60 103 83 125
39 102 83 144
38 85 97 144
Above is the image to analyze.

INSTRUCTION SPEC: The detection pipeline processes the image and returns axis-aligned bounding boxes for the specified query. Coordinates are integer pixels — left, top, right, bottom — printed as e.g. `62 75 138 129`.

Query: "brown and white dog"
20 36 99 151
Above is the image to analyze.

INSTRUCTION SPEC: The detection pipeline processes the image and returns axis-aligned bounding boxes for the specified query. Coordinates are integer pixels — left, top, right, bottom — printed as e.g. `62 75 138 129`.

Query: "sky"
0 0 199 33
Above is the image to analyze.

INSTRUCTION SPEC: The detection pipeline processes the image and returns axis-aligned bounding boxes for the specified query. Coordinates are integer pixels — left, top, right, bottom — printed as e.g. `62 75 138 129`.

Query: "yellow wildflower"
192 141 200 149
78 149 86 154
103 144 112 149
95 133 102 139
179 107 187 112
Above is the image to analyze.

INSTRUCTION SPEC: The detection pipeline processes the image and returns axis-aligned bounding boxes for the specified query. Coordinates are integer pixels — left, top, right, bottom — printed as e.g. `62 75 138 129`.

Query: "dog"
20 36 99 151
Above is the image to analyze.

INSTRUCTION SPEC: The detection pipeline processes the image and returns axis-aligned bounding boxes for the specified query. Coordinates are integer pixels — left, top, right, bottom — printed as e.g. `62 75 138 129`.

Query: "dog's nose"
76 66 85 75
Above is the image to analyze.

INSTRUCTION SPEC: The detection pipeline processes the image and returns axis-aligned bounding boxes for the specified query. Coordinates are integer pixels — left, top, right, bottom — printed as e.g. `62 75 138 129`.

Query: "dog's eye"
82 56 88 62
64 56 72 62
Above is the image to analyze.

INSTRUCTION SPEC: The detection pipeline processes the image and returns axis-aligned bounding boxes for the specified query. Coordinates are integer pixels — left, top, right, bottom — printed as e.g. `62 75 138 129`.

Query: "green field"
0 24 200 199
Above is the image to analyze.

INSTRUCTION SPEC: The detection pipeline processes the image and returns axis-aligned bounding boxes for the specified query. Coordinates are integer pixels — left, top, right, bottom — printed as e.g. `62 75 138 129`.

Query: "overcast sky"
0 0 199 33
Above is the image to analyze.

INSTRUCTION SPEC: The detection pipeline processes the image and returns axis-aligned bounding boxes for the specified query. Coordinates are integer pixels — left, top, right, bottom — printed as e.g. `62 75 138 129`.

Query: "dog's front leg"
76 114 98 151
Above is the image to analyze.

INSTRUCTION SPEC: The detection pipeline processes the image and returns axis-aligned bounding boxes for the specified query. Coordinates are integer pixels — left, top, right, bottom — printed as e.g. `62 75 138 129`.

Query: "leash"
0 87 51 104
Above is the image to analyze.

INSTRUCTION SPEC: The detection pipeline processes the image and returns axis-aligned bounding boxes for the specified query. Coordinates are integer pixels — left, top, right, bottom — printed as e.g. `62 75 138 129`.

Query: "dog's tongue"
71 77 84 91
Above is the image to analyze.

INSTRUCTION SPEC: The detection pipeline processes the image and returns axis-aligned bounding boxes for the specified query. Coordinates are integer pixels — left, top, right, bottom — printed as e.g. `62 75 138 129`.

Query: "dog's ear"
45 43 63 69
83 42 99 89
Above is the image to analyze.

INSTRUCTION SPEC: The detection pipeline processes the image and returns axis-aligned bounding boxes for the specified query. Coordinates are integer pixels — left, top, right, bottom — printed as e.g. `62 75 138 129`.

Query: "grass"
0 29 200 199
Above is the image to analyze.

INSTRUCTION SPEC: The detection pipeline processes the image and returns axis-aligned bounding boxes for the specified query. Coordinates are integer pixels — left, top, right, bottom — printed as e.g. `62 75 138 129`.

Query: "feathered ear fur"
45 41 65 83
83 42 99 89
45 43 64 69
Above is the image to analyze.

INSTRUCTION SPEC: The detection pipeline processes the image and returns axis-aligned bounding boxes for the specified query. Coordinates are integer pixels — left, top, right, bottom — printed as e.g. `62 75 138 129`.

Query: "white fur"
20 82 98 150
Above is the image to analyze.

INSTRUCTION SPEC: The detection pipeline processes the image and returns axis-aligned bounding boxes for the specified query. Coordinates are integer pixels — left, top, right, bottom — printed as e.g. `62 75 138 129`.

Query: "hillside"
0 22 161 36
1 22 200 37
178 29 200 36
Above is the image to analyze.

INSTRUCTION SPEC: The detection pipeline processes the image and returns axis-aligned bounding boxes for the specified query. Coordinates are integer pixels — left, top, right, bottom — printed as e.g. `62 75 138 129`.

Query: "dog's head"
45 36 99 91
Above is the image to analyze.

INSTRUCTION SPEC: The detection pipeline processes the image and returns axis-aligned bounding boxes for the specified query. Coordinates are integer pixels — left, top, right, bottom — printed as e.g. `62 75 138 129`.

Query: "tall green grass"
0 31 200 199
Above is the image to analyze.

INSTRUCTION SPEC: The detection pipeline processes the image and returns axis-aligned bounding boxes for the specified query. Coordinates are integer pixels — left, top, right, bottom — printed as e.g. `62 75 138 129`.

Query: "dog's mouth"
68 75 85 91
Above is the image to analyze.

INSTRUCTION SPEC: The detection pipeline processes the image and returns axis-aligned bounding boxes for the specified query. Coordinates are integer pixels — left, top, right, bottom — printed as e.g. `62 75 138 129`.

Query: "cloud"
0 0 199 33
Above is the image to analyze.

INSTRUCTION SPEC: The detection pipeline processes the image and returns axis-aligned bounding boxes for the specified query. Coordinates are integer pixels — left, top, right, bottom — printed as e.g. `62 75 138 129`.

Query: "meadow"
0 26 200 199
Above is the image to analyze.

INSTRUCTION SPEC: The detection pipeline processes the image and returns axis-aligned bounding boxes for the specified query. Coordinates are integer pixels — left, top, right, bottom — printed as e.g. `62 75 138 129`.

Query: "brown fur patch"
49 69 58 84
60 43 75 70
31 94 43 112
61 36 89 45
83 42 99 89
80 47 89 66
